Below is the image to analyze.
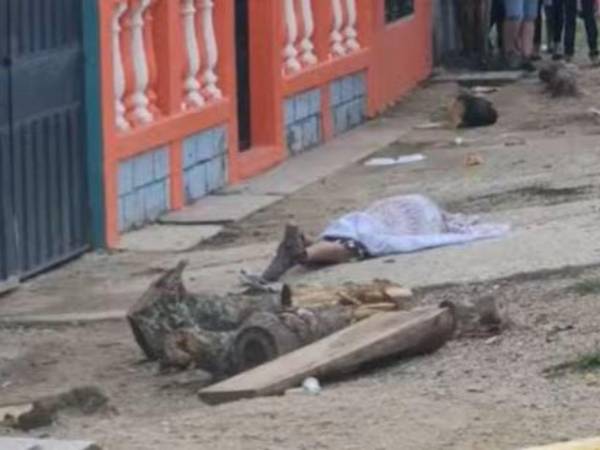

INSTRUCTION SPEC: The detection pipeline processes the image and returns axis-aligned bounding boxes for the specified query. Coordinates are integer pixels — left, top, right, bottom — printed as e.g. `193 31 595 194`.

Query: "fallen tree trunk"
161 306 353 376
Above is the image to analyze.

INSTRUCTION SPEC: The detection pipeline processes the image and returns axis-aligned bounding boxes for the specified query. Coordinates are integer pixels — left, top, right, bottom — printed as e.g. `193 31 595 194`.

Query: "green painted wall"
82 0 106 247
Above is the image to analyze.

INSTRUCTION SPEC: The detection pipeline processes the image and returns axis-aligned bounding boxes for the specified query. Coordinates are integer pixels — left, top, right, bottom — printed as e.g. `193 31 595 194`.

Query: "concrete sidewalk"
119 117 413 253
0 114 418 323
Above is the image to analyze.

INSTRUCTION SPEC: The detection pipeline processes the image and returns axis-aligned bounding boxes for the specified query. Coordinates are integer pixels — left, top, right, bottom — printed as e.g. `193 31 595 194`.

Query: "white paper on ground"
364 154 426 167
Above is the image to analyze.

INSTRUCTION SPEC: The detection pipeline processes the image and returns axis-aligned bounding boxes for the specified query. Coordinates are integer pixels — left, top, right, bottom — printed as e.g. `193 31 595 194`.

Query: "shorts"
322 237 370 260
503 0 538 20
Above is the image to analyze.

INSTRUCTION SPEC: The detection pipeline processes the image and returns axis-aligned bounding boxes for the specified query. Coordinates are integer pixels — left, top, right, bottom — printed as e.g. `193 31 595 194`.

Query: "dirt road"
3 67 600 449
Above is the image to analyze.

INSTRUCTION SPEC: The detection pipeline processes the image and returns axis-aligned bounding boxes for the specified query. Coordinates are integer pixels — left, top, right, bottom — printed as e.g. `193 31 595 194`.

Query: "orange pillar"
214 0 239 183
313 0 334 141
99 0 120 248
153 0 184 210
248 0 285 150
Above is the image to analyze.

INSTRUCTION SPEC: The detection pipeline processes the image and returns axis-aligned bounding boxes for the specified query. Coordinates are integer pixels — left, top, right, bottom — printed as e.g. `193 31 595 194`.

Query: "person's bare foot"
261 223 307 282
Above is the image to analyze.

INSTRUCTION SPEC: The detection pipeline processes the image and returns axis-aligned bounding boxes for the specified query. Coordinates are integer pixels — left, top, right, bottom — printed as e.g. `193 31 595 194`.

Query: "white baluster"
200 0 222 99
344 0 359 51
129 0 153 124
112 1 129 131
330 0 346 56
282 0 301 72
299 0 317 65
181 0 204 109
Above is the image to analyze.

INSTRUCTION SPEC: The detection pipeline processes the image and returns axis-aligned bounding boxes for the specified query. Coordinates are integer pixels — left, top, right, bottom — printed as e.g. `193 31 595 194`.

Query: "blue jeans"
503 0 539 20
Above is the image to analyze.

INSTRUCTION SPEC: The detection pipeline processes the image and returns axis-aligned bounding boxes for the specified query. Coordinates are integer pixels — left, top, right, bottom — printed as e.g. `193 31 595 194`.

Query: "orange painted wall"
96 0 433 247
368 0 433 115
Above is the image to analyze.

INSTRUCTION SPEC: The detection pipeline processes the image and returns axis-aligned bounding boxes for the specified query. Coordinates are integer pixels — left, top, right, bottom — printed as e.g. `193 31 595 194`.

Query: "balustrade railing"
282 0 362 75
110 0 223 130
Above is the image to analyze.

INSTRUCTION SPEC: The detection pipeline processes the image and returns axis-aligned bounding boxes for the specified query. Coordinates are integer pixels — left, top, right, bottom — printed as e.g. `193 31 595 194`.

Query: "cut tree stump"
198 305 455 404
442 295 509 337
127 261 284 360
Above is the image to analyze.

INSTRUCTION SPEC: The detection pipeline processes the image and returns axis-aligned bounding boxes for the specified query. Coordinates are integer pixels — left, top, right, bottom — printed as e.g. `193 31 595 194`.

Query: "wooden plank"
199 306 454 404
521 437 600 450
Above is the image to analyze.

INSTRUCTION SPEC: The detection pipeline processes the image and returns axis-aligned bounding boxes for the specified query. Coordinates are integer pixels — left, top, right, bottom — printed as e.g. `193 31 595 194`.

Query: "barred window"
385 0 414 23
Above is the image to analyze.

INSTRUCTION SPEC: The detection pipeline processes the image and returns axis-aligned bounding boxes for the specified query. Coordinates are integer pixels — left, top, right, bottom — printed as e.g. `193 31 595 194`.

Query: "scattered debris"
364 154 426 167
471 86 497 95
1 386 110 431
413 122 446 130
464 153 484 167
449 92 498 128
538 62 579 97
302 377 321 395
199 306 455 404
485 336 500 345
504 137 527 147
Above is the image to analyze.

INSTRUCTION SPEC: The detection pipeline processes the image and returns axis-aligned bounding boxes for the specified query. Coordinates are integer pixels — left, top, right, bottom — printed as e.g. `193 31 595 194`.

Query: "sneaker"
552 43 563 60
261 223 307 282
591 53 600 66
564 54 573 63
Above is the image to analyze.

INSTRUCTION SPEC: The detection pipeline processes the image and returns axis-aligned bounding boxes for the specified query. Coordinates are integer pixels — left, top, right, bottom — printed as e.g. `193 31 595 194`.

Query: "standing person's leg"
553 0 566 58
496 0 506 50
503 0 525 65
545 1 555 52
581 0 599 62
519 0 538 62
534 0 544 56
474 0 492 65
564 0 578 60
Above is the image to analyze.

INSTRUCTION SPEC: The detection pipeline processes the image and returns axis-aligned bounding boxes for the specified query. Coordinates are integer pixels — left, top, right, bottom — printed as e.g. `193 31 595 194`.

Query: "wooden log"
161 306 352 376
127 261 284 360
198 305 455 404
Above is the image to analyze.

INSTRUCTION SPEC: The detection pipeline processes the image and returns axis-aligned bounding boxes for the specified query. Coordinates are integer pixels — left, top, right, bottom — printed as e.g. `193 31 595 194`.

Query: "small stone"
467 387 484 393
485 336 500 345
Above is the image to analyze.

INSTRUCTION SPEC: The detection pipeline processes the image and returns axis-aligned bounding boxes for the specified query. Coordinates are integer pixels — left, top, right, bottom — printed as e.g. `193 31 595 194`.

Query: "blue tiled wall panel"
184 164 208 203
330 72 367 135
284 87 323 156
118 147 171 232
182 125 229 204
206 155 227 193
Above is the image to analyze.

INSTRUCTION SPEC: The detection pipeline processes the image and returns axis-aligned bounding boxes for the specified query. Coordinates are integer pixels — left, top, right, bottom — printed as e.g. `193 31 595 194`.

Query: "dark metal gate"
0 0 89 284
